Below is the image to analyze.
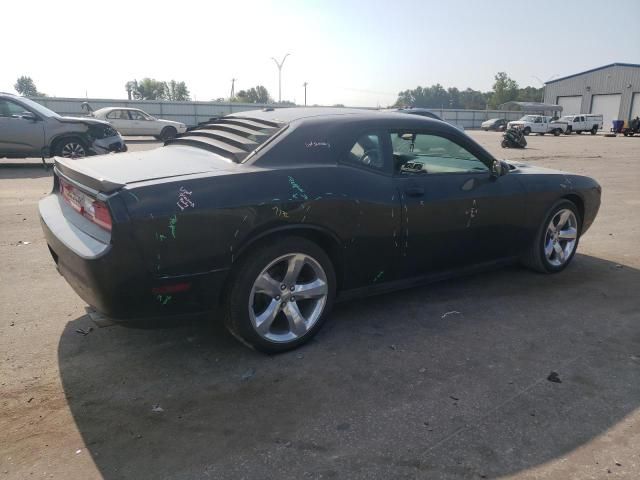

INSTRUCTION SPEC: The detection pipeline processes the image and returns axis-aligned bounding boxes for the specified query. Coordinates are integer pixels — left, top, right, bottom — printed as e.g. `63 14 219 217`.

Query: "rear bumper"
39 193 228 320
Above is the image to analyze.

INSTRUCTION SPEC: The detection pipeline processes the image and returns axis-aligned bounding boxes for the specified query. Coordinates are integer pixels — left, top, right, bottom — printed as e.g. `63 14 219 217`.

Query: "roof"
228 107 374 124
94 107 144 112
546 63 640 84
499 101 563 112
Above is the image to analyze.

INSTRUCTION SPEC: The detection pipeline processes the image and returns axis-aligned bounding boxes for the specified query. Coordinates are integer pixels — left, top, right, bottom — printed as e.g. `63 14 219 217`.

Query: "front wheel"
225 236 336 353
55 138 87 158
501 139 508 148
522 200 581 273
523 127 531 136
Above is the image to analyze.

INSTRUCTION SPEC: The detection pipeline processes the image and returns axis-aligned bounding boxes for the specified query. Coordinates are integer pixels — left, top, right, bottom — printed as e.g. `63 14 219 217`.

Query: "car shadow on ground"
58 254 640 479
0 167 53 179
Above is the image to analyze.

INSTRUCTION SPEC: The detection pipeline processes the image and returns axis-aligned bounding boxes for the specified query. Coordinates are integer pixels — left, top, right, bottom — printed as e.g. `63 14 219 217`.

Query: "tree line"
14 71 541 109
396 72 543 110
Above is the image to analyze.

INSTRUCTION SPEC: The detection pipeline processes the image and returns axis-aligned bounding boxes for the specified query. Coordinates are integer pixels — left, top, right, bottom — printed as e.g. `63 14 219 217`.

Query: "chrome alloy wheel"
61 142 86 158
249 253 328 343
544 208 578 267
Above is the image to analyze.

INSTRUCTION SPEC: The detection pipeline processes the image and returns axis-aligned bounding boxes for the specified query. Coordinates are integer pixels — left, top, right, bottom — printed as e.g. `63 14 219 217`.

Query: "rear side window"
0 99 30 117
129 111 148 120
346 132 385 171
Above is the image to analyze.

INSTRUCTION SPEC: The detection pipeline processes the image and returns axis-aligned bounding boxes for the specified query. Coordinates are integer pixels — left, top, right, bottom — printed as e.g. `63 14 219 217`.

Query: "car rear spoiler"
54 156 125 194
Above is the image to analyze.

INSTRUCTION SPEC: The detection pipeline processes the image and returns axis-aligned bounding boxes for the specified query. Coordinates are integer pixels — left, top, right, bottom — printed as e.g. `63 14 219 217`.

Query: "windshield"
519 115 538 122
561 116 572 121
16 97 60 118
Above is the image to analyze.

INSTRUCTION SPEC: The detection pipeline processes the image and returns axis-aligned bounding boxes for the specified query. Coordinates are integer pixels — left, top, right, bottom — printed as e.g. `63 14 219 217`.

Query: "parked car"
93 107 187 140
559 114 603 135
393 107 465 131
481 118 508 131
0 93 126 159
39 108 601 352
507 115 568 136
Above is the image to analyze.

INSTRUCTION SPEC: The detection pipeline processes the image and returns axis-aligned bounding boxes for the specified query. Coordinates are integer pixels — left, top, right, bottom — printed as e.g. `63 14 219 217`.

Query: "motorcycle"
501 126 527 149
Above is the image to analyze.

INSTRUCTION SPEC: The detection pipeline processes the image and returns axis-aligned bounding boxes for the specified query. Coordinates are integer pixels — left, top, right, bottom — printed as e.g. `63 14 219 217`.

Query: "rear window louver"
165 116 284 162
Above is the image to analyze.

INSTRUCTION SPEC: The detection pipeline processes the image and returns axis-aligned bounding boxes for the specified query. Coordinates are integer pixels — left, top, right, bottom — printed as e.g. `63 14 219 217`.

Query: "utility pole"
271 54 291 103
303 82 308 106
230 78 236 101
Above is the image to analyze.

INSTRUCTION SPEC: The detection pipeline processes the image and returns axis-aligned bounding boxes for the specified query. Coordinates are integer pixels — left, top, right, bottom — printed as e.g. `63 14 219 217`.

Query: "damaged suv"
0 93 126 159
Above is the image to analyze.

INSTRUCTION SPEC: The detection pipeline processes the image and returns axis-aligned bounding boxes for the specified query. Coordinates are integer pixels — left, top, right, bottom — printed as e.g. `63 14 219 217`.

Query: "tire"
590 126 597 135
565 126 572 135
54 137 88 158
553 129 560 136
576 130 582 134
501 139 508 148
160 126 177 141
523 127 531 136
521 199 581 273
225 236 336 353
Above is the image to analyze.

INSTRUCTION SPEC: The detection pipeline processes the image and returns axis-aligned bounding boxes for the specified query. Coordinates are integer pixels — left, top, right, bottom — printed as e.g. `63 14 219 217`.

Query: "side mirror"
20 112 38 121
491 160 509 177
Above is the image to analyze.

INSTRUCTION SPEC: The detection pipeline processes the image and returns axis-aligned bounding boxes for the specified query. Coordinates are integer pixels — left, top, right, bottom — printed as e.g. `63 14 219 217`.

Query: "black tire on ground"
521 199 582 274
54 137 88 158
553 129 560 136
576 130 582 134
224 236 336 353
590 126 598 135
160 126 178 141
501 139 508 148
565 127 572 135
523 127 531 136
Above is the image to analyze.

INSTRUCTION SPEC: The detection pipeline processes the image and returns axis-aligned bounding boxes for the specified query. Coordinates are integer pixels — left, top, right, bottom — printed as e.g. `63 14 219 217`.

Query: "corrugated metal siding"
27 97 526 128
544 65 640 121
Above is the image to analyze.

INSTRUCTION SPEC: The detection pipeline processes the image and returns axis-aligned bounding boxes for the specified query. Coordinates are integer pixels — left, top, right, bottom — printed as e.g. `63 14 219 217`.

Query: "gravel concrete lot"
1 132 639 479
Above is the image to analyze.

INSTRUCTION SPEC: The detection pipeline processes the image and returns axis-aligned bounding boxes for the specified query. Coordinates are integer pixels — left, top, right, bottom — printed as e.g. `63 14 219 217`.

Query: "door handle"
405 186 424 197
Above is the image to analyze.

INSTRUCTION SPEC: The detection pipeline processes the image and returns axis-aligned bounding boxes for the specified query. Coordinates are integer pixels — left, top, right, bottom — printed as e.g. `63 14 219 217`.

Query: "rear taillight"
59 177 112 232
88 200 112 231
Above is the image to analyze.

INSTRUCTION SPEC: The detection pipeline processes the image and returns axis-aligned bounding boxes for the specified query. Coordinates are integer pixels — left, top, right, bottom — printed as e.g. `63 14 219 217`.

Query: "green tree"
126 78 166 100
517 85 544 103
234 85 272 103
488 72 519 109
14 76 45 97
165 80 191 101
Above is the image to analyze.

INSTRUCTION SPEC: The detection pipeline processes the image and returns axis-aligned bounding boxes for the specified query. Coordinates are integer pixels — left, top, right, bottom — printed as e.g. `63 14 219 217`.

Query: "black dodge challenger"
39 108 601 352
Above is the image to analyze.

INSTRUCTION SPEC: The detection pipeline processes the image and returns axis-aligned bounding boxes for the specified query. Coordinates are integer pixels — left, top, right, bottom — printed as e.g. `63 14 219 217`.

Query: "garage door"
590 94 621 130
557 95 582 115
630 92 640 121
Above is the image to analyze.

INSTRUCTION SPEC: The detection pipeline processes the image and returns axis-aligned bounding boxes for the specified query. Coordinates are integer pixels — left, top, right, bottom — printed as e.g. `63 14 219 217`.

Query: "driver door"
391 130 526 277
129 110 155 135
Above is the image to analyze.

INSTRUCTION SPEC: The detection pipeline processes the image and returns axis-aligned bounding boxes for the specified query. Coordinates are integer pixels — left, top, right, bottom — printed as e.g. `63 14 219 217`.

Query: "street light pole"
271 54 290 103
303 82 308 106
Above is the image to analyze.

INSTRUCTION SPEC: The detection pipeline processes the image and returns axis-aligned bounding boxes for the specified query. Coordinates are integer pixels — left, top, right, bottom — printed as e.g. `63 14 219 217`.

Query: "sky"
2 0 639 107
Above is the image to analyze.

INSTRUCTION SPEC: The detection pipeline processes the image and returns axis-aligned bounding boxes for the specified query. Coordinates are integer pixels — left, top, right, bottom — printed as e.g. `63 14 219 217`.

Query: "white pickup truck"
559 114 603 135
507 115 568 136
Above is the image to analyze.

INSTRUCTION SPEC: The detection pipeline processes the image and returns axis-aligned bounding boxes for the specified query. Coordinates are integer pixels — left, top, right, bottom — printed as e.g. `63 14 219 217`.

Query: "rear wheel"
523 127 531 136
160 126 177 141
590 126 598 135
553 129 560 136
522 200 581 273
225 236 336 353
55 138 87 158
501 139 508 148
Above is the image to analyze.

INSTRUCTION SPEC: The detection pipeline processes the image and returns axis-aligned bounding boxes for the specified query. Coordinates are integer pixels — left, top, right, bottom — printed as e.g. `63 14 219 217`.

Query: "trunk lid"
55 145 237 193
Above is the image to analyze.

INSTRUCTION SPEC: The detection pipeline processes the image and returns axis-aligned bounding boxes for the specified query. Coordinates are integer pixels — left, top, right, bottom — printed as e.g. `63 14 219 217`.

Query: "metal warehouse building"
543 63 640 129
